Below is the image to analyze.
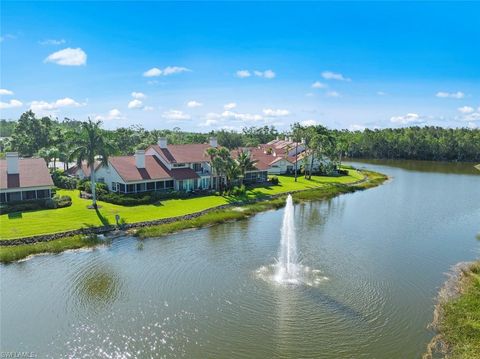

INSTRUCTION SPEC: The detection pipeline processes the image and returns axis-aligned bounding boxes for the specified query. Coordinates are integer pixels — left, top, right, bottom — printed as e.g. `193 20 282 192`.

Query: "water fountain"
275 194 299 283
256 194 328 287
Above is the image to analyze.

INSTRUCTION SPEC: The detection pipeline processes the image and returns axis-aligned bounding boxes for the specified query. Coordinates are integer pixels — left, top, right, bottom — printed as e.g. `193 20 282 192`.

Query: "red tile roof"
231 147 295 171
0 158 54 190
149 144 212 164
67 161 100 177
108 155 172 182
171 168 200 180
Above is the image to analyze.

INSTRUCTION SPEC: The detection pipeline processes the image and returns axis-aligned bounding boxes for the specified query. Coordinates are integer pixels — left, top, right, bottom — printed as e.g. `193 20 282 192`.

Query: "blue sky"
1 1 479 131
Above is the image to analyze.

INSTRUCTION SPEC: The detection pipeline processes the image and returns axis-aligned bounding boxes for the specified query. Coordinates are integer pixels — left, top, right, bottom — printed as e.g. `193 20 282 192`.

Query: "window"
147 182 155 191
165 180 174 189
126 184 135 193
36 190 49 199
7 192 22 201
97 177 105 183
193 163 202 172
136 183 146 192
173 163 186 168
155 181 165 190
119 183 126 193
24 190 36 200
111 182 117 192
0 193 6 203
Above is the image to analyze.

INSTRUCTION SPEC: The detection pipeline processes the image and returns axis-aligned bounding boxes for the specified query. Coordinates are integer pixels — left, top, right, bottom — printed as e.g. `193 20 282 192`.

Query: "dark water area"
1 160 479 358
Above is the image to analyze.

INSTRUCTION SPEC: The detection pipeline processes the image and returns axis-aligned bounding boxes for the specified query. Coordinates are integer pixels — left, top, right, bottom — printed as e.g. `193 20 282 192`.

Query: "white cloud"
162 109 191 121
224 102 237 110
305 92 315 97
390 113 425 125
462 112 480 122
143 67 162 77
143 66 191 77
30 97 83 112
436 91 465 99
39 39 66 46
321 71 351 81
131 92 145 99
221 110 263 122
187 100 203 108
349 124 366 131
312 81 327 89
44 48 87 66
300 119 318 126
96 108 125 121
236 70 251 78
326 91 340 97
0 99 23 109
143 106 154 112
163 66 191 75
0 34 16 42
467 122 478 129
262 108 290 117
0 89 14 95
128 99 143 109
377 91 386 96
458 106 474 114
254 69 276 79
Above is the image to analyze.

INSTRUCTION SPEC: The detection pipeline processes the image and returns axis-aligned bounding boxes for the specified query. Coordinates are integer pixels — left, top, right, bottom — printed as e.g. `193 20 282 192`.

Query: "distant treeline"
1 111 479 162
333 127 480 162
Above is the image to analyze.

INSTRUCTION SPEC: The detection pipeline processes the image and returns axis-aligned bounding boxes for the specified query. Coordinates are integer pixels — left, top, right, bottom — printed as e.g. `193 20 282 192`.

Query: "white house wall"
94 164 125 191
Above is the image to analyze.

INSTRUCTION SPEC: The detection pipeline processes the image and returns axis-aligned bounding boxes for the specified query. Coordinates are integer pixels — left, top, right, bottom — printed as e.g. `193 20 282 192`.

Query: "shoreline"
423 261 480 358
0 170 387 263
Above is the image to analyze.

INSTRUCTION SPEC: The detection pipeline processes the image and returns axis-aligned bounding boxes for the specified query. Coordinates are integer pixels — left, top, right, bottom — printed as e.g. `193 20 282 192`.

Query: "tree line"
1 111 479 163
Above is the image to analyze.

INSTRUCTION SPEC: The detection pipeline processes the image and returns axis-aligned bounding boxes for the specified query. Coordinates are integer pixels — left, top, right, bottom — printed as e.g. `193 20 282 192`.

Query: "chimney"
276 136 279 141
301 137 305 144
284 136 288 141
209 137 218 148
158 137 167 149
288 136 292 142
6 152 19 174
135 150 145 169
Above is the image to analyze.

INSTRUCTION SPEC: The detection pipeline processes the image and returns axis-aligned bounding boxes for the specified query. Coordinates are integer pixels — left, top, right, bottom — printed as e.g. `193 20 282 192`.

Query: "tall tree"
205 147 219 190
236 150 257 185
70 119 113 208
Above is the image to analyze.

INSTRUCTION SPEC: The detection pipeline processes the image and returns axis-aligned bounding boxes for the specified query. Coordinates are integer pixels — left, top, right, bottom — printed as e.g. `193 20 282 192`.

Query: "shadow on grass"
95 208 111 226
7 212 23 219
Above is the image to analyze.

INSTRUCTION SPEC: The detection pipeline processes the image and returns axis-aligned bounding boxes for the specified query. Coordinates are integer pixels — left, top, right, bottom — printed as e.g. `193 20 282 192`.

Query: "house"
94 151 174 193
145 137 218 191
67 160 100 180
95 137 219 193
0 152 54 203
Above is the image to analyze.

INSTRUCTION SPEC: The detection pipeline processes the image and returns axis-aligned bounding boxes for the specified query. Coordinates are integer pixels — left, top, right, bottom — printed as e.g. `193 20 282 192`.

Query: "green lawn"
0 171 364 240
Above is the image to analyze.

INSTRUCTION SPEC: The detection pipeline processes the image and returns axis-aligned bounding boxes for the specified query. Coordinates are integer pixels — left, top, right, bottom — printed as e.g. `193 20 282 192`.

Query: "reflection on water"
73 264 123 310
1 160 479 358
350 158 480 175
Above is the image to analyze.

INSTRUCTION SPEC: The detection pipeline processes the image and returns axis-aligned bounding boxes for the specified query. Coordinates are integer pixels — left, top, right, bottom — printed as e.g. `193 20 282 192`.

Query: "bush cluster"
0 195 72 214
52 170 78 189
97 190 191 206
269 176 279 185
77 180 109 196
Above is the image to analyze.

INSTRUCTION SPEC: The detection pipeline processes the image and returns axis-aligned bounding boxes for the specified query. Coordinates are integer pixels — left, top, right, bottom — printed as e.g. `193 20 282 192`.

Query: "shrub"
269 176 279 185
98 192 154 206
232 185 246 196
78 181 109 196
44 198 57 209
51 170 77 189
54 195 72 208
0 200 45 214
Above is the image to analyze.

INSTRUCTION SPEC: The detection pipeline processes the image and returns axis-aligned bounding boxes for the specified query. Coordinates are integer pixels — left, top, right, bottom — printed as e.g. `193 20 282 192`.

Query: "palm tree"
225 160 241 190
70 119 113 208
236 150 257 185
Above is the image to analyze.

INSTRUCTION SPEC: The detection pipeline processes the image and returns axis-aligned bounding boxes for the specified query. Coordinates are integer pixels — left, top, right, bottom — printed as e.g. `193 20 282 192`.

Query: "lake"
1 160 479 358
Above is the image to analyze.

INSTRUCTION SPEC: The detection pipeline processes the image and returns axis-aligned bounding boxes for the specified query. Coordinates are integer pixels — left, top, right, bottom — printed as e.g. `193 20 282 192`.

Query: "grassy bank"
136 170 386 239
0 171 364 240
0 235 102 263
435 261 480 358
0 170 386 263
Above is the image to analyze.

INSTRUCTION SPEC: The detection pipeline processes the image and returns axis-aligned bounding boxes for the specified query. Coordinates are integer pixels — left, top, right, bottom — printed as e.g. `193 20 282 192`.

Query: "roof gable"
0 158 54 190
